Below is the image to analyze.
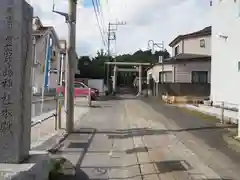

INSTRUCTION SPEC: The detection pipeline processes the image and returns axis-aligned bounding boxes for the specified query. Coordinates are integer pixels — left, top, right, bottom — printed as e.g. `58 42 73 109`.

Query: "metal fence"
31 96 57 118
213 101 238 124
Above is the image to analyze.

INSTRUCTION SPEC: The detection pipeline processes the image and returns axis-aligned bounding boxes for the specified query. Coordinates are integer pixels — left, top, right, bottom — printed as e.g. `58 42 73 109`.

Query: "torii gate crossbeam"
105 62 151 95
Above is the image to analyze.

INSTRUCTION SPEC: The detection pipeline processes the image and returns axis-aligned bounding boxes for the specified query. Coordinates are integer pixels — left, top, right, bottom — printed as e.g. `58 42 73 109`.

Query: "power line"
92 0 107 48
96 0 107 36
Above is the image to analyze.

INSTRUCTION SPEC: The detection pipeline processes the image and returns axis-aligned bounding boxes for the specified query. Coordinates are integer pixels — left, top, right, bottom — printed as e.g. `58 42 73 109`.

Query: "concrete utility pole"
106 22 111 91
65 0 77 133
53 0 77 133
107 21 126 94
148 40 164 96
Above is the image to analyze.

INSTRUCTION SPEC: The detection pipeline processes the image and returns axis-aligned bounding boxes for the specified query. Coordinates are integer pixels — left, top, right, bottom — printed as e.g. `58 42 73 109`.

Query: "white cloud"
27 0 211 56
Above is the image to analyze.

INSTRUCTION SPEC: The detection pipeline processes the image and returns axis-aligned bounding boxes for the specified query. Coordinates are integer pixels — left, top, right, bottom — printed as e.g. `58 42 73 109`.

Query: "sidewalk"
179 104 238 124
31 98 90 149
45 97 227 179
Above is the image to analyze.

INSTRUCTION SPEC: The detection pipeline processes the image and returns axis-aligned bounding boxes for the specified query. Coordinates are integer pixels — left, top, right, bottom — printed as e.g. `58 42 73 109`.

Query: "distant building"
147 26 211 97
32 16 61 93
211 0 240 108
148 26 211 84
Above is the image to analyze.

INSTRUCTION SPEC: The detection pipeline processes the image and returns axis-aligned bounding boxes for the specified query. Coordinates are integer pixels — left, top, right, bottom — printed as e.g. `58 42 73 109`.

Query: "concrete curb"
32 97 56 104
47 132 68 154
31 110 56 127
0 152 54 180
222 133 240 153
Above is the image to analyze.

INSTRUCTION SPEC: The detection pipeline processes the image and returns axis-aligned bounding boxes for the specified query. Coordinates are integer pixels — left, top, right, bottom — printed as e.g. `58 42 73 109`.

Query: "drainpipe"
182 39 184 54
238 105 240 138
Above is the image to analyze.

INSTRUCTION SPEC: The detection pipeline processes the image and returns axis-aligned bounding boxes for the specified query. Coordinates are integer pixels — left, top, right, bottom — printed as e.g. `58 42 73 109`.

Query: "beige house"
148 26 211 84
147 26 211 96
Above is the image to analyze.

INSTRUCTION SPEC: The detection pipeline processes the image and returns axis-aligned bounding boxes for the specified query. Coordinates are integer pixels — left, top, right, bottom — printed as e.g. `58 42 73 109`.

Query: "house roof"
33 26 60 48
158 53 211 65
169 26 212 47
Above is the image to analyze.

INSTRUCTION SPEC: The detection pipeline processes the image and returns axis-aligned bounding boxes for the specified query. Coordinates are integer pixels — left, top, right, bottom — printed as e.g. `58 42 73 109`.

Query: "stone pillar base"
0 151 54 180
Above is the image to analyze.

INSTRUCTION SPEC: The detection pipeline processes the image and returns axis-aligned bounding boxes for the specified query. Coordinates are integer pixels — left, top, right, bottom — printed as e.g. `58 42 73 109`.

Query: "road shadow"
125 146 148 154
156 160 192 174
72 126 237 140
33 124 236 152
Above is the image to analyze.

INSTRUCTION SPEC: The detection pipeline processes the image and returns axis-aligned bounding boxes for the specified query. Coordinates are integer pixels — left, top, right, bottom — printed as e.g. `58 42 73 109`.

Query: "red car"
57 81 98 100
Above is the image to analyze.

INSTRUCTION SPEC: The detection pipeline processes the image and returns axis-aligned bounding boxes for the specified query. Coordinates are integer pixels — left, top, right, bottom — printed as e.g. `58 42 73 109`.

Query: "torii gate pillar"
138 65 142 95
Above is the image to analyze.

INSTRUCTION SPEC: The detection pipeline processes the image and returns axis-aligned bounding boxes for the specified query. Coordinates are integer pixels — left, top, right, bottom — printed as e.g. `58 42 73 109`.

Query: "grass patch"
180 107 220 121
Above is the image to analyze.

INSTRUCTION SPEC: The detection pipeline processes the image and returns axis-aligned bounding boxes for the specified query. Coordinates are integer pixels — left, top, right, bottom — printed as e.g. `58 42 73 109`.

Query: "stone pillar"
113 65 117 93
146 74 150 97
138 65 142 95
0 0 33 163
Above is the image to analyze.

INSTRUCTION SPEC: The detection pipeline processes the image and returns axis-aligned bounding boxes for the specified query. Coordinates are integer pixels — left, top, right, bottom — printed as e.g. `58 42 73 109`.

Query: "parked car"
56 81 98 100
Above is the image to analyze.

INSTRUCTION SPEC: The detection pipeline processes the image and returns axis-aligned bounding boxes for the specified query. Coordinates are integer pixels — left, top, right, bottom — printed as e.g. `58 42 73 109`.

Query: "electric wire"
92 0 107 49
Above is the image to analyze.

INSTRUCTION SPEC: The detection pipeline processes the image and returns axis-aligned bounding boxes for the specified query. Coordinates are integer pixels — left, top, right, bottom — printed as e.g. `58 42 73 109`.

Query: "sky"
26 0 212 56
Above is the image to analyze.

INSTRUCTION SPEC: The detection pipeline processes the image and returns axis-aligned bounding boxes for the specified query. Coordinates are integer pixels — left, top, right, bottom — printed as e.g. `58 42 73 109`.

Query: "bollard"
57 99 62 129
221 101 224 124
88 88 92 107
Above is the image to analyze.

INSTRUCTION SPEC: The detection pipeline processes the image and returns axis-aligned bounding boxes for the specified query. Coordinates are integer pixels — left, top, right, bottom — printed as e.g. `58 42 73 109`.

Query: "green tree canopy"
76 48 170 85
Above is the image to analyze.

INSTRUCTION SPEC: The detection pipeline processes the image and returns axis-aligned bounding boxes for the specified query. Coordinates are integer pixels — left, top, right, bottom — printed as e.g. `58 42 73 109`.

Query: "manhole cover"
156 160 189 173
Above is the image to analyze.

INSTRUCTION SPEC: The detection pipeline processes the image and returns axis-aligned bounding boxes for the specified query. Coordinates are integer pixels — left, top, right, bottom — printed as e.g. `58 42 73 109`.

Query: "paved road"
33 94 240 179
142 97 240 180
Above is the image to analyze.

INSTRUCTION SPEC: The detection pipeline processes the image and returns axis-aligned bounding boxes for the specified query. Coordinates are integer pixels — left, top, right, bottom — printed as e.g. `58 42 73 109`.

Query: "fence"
186 100 239 125
150 82 210 97
211 101 238 124
31 96 57 118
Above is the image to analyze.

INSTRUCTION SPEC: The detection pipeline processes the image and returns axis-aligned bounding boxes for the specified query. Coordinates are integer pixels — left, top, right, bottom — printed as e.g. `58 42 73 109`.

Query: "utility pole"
53 0 77 133
148 40 164 96
106 22 111 91
106 21 126 93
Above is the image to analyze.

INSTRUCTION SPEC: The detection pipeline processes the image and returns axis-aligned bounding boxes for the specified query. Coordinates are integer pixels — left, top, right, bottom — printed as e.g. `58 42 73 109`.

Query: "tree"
76 49 170 86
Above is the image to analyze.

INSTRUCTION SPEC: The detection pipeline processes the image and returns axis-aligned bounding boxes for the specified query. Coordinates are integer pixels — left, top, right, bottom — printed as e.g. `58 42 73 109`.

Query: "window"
200 39 205 48
238 61 240 71
74 83 85 88
191 71 208 83
53 51 56 56
174 45 179 55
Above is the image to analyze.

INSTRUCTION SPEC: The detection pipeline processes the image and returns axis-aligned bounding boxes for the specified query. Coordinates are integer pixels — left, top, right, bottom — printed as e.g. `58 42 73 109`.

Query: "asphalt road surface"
33 93 240 179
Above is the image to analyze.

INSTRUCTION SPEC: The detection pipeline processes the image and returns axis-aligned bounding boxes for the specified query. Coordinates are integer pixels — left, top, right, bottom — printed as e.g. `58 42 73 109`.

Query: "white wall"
211 0 240 106
171 35 211 56
183 36 211 55
88 79 104 93
172 41 183 56
152 64 173 82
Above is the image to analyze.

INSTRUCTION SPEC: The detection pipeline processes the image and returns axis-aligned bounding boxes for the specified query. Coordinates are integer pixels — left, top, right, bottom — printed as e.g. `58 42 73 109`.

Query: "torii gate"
105 62 151 95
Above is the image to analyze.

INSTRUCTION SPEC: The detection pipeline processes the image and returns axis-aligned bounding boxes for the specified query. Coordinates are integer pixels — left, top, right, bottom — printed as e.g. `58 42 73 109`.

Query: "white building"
211 0 240 108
